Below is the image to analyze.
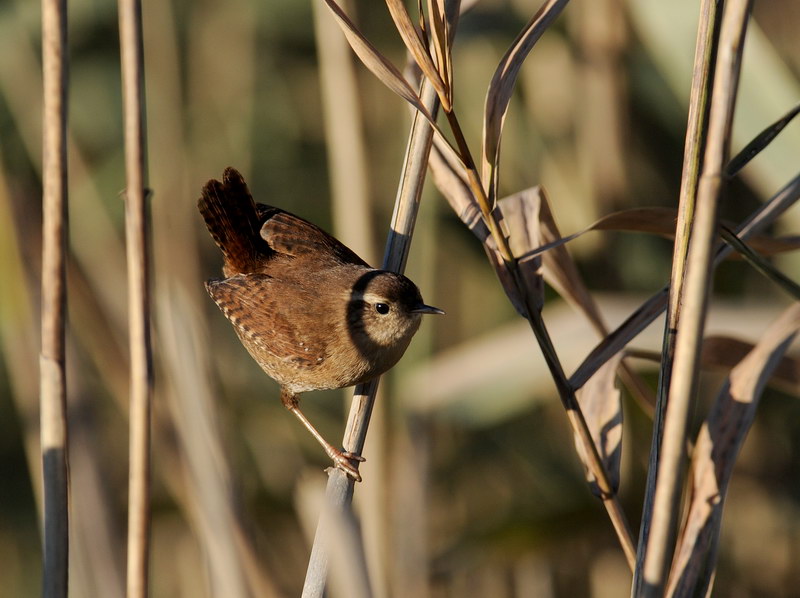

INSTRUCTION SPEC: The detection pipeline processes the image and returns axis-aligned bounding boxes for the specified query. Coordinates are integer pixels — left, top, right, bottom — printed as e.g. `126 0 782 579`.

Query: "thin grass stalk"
302 76 440 598
118 0 153 596
40 0 69 596
570 171 800 394
632 0 721 593
636 1 753 595
523 287 637 569
441 77 637 569
411 1 635 559
427 0 636 561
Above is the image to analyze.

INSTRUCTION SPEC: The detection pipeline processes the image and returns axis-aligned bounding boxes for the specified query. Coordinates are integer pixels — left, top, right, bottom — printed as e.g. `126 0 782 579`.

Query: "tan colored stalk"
632 0 720 593
636 1 753 595
444 102 637 568
118 0 153 596
40 0 70 596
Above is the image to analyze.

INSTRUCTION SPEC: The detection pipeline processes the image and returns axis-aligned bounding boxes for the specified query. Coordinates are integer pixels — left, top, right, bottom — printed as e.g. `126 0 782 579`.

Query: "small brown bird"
198 167 443 480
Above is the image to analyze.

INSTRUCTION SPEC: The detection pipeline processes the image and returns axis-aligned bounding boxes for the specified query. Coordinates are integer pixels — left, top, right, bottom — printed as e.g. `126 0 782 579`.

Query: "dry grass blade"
428 128 532 314
639 1 754 594
534 190 656 412
40 0 70 596
481 0 569 202
633 6 721 581
320 0 438 126
726 102 800 177
701 335 800 395
666 304 800 597
572 171 800 393
503 206 799 263
736 234 800 257
574 353 623 495
579 207 800 256
429 132 477 226
570 289 668 390
498 189 545 312
385 0 449 107
117 0 153 596
430 125 637 566
426 0 454 108
720 226 800 300
428 136 527 314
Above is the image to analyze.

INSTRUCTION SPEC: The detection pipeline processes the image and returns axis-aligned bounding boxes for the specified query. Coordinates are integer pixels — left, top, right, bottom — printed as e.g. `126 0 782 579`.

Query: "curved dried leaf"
498 189 545 312
726 102 800 177
570 290 669 390
574 352 623 495
668 304 800 596
742 235 800 256
720 227 800 300
701 335 800 396
482 0 569 202
386 0 449 104
427 0 455 107
321 0 437 125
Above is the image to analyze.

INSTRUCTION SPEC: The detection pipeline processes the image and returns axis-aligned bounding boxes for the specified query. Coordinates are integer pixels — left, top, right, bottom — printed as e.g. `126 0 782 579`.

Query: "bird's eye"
375 302 390 315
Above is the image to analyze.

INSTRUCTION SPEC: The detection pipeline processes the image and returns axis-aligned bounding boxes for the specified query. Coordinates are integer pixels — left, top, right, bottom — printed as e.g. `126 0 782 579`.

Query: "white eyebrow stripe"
364 292 387 304
347 291 387 304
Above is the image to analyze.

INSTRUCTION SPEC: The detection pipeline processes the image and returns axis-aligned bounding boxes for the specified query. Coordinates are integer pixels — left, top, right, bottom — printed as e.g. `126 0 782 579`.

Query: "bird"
198 167 443 480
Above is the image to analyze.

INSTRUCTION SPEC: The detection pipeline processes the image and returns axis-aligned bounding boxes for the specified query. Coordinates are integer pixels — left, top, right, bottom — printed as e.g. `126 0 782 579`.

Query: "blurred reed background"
1 0 799 596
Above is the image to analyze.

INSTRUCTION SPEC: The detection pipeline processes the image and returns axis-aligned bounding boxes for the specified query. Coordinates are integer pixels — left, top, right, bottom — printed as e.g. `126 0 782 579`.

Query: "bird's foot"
325 448 366 482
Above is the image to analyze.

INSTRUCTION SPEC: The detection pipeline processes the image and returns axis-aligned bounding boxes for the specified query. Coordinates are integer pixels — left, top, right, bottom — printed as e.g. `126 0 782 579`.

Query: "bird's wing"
257 206 371 268
205 274 328 369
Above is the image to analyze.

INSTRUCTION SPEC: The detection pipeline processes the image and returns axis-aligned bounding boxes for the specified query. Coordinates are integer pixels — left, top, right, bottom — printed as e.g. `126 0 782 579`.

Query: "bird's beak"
412 304 445 315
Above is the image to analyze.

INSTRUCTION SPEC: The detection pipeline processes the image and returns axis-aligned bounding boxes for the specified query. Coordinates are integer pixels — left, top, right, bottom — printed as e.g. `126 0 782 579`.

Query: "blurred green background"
1 0 799 596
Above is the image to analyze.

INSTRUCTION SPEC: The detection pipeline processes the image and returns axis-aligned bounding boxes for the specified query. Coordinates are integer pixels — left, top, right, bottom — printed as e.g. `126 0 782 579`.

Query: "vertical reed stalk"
635 1 752 595
118 0 152 596
40 0 70 596
632 0 720 592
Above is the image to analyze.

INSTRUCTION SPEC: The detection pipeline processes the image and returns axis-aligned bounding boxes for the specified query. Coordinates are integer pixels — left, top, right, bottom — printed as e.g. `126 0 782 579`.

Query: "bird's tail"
198 167 267 275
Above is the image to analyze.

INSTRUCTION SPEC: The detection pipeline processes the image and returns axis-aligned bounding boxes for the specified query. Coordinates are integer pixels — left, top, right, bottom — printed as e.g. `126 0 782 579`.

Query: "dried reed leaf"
574 352 623 495
741 235 800 256
321 0 437 125
667 303 800 596
385 0 449 104
570 290 668 390
701 335 800 396
720 226 800 300
521 206 800 260
534 190 657 411
498 189 545 312
726 102 800 177
590 207 800 256
429 135 479 230
482 0 569 202
427 0 454 108
590 207 678 238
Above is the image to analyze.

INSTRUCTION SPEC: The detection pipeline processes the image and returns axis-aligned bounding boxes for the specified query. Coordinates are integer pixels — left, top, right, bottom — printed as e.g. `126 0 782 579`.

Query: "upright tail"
198 167 268 275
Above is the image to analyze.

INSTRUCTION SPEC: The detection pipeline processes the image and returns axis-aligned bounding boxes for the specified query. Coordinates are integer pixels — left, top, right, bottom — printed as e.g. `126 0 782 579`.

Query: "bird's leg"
280 390 365 482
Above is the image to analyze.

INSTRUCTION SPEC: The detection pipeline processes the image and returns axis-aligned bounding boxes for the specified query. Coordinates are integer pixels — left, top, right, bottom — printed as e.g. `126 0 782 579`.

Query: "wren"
198 167 443 481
